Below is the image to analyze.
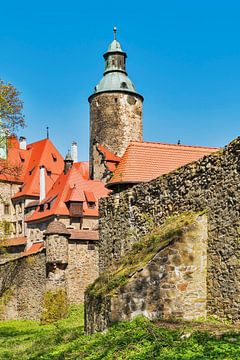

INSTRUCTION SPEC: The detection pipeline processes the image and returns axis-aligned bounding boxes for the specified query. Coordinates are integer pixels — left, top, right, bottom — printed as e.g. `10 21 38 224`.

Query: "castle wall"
89 92 143 179
86 137 240 328
67 240 99 304
0 251 45 320
85 214 208 333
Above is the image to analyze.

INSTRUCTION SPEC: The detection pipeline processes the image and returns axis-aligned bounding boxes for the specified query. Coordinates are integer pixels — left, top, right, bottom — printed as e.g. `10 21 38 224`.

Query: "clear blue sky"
1 0 240 160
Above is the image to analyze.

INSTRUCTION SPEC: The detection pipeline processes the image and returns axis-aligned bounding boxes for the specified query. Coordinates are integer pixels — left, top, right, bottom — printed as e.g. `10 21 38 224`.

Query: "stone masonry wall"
67 240 99 304
97 138 240 322
85 214 208 333
89 92 143 179
0 251 45 320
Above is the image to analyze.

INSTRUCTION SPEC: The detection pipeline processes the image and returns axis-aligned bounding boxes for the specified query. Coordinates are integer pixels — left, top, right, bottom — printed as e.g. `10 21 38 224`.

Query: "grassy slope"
0 306 239 360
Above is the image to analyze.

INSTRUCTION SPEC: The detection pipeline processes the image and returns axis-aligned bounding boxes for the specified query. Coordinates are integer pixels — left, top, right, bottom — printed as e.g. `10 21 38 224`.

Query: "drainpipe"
40 166 45 202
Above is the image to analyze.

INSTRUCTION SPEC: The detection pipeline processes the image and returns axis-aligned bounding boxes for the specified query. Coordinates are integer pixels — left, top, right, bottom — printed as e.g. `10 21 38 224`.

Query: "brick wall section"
89 92 143 179
0 251 45 320
96 138 240 322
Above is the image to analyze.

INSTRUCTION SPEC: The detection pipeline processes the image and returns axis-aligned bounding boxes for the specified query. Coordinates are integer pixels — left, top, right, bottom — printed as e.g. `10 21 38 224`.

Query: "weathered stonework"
85 214 208 333
89 92 143 179
0 251 45 320
0 181 24 238
85 137 240 332
67 240 99 304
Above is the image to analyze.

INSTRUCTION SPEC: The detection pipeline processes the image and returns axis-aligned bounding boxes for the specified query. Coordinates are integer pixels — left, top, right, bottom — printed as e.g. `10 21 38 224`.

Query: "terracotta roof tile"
69 229 99 241
23 242 44 255
108 141 219 186
12 138 64 199
2 236 27 247
26 162 109 222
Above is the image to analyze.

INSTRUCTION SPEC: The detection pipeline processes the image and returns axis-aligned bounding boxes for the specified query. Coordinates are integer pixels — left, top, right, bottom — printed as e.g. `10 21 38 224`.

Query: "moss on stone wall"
88 211 203 298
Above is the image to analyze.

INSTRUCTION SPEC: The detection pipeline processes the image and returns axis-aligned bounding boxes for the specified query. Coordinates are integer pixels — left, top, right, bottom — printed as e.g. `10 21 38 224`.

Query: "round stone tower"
89 27 144 179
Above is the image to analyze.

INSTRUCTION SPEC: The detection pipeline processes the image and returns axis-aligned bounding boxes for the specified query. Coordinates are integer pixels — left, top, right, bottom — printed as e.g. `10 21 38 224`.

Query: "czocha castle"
0 30 239 329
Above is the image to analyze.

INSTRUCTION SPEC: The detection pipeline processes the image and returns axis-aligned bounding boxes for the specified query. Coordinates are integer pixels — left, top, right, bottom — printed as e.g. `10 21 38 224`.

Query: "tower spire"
113 26 117 40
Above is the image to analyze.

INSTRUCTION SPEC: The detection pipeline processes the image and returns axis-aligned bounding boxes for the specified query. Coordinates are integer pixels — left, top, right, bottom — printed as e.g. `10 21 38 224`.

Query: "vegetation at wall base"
0 305 239 359
88 211 204 297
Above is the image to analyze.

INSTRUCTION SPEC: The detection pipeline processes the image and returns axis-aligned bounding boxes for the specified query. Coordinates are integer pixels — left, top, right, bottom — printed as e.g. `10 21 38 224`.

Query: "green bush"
41 289 68 324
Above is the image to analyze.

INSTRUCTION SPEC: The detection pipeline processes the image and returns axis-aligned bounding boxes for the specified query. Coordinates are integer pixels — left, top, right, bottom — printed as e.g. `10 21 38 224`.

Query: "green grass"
0 305 239 359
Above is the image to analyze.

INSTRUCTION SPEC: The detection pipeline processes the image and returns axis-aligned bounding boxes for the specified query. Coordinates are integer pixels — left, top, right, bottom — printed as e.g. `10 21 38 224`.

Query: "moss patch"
88 211 204 297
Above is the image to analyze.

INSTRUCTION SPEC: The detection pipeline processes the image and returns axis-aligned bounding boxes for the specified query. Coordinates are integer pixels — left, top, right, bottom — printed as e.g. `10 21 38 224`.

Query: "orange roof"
1 236 27 247
0 136 31 183
98 144 121 162
12 138 64 199
108 141 219 186
98 144 121 173
23 242 44 255
26 162 109 222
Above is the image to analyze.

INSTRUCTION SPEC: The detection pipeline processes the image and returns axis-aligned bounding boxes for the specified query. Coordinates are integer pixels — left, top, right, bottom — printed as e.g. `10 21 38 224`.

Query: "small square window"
88 243 95 251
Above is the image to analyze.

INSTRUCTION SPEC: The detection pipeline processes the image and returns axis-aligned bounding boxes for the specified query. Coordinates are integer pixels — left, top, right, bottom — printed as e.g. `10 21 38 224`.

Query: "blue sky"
1 0 240 160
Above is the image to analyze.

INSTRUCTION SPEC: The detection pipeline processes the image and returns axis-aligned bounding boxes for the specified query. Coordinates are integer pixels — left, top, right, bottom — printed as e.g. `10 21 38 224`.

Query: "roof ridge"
129 141 219 150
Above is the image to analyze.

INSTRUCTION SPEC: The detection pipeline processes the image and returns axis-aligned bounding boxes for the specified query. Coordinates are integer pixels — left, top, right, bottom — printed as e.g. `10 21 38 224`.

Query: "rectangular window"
88 243 95 251
4 204 10 215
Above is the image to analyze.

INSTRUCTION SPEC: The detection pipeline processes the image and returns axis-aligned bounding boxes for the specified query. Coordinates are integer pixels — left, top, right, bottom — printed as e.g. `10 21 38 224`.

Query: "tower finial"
113 26 117 40
46 126 49 139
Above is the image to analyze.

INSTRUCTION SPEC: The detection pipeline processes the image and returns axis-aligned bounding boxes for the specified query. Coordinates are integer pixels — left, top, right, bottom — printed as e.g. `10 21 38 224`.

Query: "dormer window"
88 202 96 209
29 166 35 175
51 153 57 162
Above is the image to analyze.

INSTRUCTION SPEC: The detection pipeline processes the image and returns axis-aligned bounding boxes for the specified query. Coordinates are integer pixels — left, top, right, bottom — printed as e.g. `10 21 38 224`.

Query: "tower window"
115 98 118 103
121 82 128 89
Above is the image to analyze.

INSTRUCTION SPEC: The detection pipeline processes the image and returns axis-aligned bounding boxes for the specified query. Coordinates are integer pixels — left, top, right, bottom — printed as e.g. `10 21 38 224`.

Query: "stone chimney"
71 141 78 163
39 166 45 202
19 136 27 150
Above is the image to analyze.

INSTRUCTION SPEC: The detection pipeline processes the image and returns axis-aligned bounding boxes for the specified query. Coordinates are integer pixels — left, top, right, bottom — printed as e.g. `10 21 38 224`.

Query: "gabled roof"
108 141 219 186
26 162 109 222
12 138 64 199
0 136 31 183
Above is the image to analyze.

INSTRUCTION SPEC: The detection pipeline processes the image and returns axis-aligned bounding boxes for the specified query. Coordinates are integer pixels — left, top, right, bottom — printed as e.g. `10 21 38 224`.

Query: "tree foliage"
0 80 25 133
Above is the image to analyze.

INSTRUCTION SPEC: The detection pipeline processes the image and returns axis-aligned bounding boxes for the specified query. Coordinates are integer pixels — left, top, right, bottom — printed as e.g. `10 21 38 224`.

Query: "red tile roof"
1 236 27 247
23 242 44 255
12 138 64 199
0 136 31 183
98 144 121 173
69 229 99 241
26 162 109 222
108 141 219 186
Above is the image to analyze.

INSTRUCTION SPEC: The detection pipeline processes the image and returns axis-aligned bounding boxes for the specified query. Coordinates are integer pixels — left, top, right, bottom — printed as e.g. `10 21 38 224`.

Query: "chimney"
71 141 78 163
40 166 46 202
64 151 73 174
19 136 27 150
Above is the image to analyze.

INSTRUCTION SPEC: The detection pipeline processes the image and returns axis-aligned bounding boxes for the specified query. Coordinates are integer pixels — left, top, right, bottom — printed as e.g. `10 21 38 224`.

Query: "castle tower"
89 27 144 179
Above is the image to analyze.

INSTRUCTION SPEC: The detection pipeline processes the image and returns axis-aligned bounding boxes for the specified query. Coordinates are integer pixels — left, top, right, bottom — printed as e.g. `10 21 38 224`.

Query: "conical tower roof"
90 27 143 100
